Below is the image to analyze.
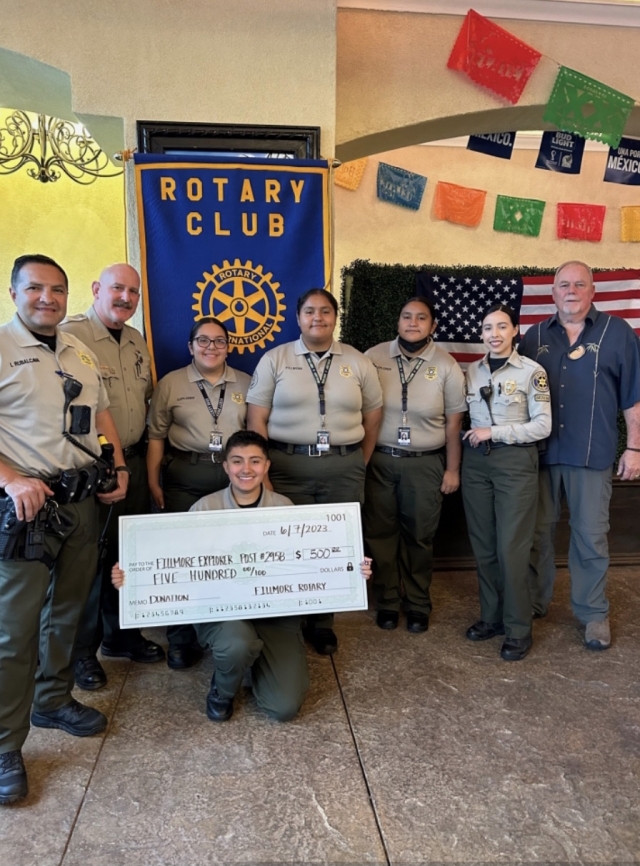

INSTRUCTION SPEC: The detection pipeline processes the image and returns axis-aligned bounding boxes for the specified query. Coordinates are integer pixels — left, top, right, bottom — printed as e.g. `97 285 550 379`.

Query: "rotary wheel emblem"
192 259 286 354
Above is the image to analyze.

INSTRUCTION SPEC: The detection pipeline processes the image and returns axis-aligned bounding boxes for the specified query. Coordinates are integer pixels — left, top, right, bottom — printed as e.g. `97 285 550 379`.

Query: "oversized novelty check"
119 502 366 627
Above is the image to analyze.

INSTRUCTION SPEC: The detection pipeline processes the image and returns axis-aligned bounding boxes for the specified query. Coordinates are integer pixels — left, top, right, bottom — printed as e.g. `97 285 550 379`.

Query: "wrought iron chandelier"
0 109 123 184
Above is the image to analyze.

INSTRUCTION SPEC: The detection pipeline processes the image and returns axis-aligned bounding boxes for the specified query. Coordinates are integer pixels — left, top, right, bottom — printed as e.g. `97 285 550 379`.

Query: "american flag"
417 269 640 365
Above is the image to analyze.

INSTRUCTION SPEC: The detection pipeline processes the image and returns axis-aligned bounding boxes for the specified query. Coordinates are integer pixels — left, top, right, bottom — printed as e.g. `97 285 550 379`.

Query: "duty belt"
269 440 360 458
167 446 224 465
375 445 445 458
47 465 100 504
123 440 145 460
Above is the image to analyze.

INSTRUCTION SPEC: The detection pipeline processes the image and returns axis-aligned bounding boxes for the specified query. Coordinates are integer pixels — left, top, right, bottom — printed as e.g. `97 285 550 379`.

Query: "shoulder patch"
532 371 549 393
250 372 258 389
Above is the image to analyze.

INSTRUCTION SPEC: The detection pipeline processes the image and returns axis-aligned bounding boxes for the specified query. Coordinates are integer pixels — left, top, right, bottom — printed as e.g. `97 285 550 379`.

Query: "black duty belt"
269 440 360 458
487 441 536 450
375 445 445 458
167 446 224 465
123 441 145 459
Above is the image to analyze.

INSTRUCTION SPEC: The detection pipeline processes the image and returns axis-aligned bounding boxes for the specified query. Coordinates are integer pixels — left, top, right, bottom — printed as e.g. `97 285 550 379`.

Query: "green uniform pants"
75 453 149 655
0 496 99 752
363 450 444 614
163 455 228 648
461 444 538 639
528 464 612 622
268 447 366 630
195 616 309 721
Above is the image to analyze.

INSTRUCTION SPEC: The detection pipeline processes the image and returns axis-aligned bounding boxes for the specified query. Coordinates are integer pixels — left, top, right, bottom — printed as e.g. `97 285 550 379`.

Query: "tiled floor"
3 567 639 866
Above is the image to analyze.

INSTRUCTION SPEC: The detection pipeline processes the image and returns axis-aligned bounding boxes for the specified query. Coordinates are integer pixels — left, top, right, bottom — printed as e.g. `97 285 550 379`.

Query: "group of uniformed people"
1 254 639 807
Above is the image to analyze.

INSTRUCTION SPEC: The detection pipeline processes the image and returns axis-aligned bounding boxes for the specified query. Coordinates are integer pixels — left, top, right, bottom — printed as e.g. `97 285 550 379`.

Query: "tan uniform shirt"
148 362 250 452
190 485 292 512
366 338 466 450
0 314 109 477
61 306 152 448
465 350 552 445
247 338 383 445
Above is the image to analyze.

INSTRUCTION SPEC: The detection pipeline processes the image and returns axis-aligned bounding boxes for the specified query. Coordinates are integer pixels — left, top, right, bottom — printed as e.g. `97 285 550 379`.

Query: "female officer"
246 288 383 655
147 317 250 668
462 303 551 661
363 297 466 633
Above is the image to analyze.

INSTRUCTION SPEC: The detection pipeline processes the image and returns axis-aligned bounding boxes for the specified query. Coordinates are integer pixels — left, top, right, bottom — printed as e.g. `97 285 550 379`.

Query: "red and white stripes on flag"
432 269 640 366
518 270 640 335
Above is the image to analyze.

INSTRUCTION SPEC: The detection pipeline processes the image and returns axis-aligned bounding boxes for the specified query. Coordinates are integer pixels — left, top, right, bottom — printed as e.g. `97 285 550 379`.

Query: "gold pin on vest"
568 345 586 360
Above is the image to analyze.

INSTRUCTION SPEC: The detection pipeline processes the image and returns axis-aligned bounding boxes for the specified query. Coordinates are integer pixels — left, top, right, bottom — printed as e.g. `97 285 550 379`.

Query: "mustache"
113 301 133 309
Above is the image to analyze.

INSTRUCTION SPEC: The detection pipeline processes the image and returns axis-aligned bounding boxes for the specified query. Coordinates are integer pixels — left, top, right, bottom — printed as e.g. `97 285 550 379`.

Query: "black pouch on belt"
0 493 27 561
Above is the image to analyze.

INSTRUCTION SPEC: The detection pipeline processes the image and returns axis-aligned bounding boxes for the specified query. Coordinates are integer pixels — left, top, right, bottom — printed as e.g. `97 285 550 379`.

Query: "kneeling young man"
189 430 309 723
113 431 372 723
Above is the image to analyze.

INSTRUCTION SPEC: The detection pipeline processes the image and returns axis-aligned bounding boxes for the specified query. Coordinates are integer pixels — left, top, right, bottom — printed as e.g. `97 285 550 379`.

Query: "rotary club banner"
493 195 545 237
543 67 634 148
557 203 606 242
447 9 541 104
621 206 640 242
434 181 487 227
135 154 330 380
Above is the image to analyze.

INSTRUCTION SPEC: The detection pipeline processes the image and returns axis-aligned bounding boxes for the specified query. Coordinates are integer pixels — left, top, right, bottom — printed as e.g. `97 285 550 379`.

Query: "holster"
0 493 27 561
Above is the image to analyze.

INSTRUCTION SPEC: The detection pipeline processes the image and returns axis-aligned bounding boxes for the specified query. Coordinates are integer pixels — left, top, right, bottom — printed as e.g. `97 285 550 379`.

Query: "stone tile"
0 662 128 866
61 650 387 866
335 567 640 865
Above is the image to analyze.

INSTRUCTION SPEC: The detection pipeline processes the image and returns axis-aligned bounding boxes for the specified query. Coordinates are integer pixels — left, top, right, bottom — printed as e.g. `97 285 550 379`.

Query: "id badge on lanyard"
396 355 424 445
305 354 333 452
196 381 226 455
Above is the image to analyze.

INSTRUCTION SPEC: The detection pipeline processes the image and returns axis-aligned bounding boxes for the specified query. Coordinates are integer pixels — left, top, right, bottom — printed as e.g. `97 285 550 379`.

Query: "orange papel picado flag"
334 158 368 191
434 181 487 227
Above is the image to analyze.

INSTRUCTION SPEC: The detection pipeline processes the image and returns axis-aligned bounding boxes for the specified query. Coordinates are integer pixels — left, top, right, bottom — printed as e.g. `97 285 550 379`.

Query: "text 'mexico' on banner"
467 132 516 160
603 136 640 186
135 154 330 380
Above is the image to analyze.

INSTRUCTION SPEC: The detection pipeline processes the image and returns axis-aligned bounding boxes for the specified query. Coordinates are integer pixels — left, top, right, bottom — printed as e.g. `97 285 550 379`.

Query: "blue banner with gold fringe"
134 154 330 380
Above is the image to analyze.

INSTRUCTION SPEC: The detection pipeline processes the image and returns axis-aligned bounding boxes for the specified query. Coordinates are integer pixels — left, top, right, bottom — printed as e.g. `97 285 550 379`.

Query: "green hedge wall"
339 258 627 461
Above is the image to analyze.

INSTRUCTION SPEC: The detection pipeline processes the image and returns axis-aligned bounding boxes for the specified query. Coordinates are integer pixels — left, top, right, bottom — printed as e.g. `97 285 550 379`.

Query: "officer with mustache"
61 264 164 689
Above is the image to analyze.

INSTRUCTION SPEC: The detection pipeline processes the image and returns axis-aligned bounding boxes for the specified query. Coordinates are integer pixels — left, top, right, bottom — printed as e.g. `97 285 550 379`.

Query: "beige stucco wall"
337 9 640 160
335 143 640 279
0 0 337 283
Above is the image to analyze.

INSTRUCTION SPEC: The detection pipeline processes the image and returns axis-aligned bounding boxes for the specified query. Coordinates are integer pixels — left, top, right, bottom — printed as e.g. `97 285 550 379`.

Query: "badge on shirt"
231 392 244 404
424 367 438 380
533 371 550 392
503 380 517 395
568 345 586 361
77 351 96 368
340 365 352 378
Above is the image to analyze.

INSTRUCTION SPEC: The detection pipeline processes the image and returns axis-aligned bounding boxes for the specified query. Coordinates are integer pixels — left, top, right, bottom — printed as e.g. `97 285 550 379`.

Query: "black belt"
375 445 445 459
488 441 536 450
269 440 360 458
123 441 145 459
167 447 224 465
48 466 99 504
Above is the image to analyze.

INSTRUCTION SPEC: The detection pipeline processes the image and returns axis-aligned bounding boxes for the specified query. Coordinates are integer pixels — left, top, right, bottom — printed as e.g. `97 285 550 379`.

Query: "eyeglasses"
193 336 228 349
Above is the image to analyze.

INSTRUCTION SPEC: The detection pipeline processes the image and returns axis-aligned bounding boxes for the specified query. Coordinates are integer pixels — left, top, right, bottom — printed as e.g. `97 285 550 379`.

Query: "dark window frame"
137 121 321 159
